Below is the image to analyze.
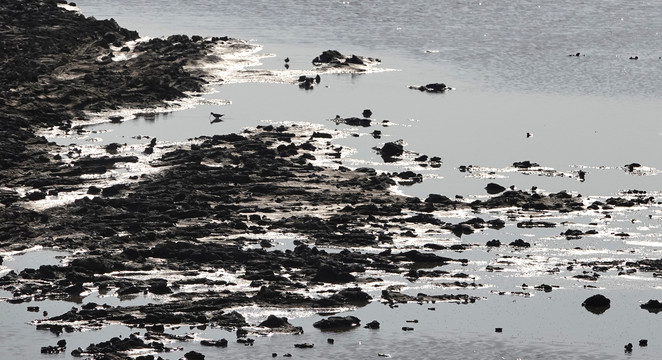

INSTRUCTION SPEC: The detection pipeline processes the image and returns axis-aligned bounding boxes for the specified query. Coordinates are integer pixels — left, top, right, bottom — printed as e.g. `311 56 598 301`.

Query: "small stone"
639 339 648 347
364 320 380 329
495 328 503 333
624 343 633 353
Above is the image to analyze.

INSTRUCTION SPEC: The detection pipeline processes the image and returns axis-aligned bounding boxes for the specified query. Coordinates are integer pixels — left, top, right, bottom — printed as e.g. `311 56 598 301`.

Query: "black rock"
200 339 228 347
185 351 205 360
582 294 611 314
364 320 380 329
486 239 501 247
485 183 506 195
259 315 290 328
640 299 662 313
513 161 539 169
509 239 530 248
313 316 361 330
312 264 356 283
380 142 404 159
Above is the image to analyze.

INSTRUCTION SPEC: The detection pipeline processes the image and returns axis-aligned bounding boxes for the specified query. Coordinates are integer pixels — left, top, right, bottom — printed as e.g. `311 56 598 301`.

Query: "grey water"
10 1 662 359
61 0 662 198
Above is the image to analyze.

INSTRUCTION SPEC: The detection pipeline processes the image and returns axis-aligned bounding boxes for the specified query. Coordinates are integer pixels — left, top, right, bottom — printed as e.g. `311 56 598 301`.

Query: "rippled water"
78 0 662 98
12 1 662 359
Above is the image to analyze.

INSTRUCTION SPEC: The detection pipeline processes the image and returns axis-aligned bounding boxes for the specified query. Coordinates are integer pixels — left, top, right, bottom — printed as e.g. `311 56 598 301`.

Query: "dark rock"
625 343 633 353
200 339 228 347
625 163 641 172
294 343 314 349
313 316 361 330
148 279 172 294
41 345 65 354
380 142 404 159
582 294 611 314
509 239 531 248
185 351 205 360
485 183 506 194
517 221 556 228
312 264 356 283
326 287 372 305
312 50 379 68
534 284 553 292
513 161 540 169
258 314 302 334
410 83 450 93
339 117 372 127
640 299 662 313
486 239 501 247
105 143 121 154
364 320 380 329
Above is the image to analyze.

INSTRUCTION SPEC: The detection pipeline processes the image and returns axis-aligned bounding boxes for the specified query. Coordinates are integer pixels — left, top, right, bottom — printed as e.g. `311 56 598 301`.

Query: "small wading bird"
209 112 224 124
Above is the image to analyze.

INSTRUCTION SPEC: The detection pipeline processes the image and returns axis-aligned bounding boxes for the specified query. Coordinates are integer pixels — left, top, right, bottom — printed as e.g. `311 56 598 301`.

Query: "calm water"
12 1 662 359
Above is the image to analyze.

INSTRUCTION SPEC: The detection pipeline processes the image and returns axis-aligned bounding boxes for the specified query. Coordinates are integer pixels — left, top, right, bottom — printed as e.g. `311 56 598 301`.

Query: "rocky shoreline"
2 1 662 359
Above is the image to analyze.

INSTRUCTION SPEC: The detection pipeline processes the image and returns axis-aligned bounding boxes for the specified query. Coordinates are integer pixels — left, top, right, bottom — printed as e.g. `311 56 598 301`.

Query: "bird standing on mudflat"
210 112 224 123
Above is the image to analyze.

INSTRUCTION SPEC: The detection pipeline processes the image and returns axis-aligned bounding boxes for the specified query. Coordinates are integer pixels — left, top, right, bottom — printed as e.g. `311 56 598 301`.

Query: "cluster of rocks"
3 1 662 359
312 50 381 70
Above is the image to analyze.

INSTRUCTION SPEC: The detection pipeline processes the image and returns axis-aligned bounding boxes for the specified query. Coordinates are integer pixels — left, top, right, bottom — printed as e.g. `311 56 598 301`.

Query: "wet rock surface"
312 50 381 70
2 1 662 359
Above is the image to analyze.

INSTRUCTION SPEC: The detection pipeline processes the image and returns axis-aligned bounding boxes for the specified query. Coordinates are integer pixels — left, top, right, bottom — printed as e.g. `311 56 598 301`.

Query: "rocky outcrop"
312 50 381 70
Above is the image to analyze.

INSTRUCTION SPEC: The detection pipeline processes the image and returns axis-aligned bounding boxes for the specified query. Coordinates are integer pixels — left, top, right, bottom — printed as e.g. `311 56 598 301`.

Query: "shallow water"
10 1 662 359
